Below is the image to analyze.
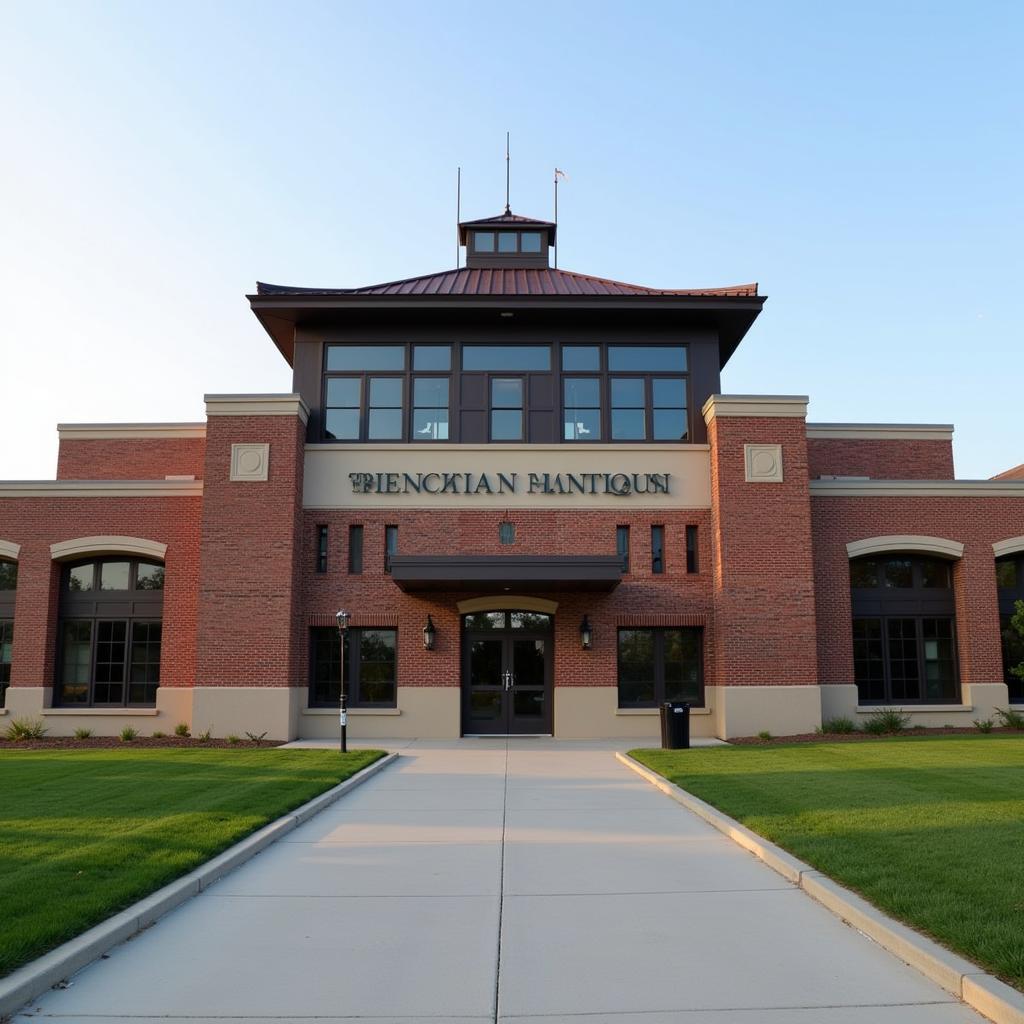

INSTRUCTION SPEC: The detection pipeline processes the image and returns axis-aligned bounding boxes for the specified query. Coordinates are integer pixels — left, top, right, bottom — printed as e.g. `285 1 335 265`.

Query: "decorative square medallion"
230 443 270 482
744 443 784 483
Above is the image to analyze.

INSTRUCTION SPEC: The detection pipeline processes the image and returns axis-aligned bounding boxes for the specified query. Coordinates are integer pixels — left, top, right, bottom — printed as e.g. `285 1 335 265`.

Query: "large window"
57 558 164 706
309 627 397 707
0 558 15 708
997 553 1024 702
850 555 959 704
320 341 691 445
617 627 703 708
324 344 451 443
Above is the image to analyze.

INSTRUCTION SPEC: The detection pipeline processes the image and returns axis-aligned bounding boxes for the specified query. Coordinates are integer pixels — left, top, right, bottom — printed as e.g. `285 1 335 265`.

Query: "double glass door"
462 611 553 735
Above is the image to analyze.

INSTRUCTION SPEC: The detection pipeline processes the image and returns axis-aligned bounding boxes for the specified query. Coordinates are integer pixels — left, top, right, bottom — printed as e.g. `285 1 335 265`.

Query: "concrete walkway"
19 739 986 1023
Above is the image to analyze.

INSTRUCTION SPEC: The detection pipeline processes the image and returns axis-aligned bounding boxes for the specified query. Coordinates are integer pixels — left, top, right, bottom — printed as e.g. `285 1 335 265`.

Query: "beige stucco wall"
3 685 193 737
714 685 822 739
297 687 461 739
553 686 715 740
190 686 300 741
304 443 712 510
821 682 1010 729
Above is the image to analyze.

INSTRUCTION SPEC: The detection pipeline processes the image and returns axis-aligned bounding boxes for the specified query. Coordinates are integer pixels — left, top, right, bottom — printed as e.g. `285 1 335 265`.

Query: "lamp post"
336 610 350 753
579 615 593 651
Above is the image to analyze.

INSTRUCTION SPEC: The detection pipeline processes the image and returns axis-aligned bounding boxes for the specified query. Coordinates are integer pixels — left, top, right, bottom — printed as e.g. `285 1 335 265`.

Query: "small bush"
245 731 268 746
196 726 212 743
4 718 47 741
863 709 910 735
73 727 94 739
757 730 772 741
226 734 241 745
119 726 138 742
151 730 166 739
994 707 1024 731
820 716 857 734
974 718 995 734
174 722 190 737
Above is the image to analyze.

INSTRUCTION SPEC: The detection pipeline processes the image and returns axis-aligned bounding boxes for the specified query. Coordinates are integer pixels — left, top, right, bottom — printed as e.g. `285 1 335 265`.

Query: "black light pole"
336 610 350 753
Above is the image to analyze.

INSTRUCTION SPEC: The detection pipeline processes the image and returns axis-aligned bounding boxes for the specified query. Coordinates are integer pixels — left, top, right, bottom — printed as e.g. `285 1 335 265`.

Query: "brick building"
2 210 1023 740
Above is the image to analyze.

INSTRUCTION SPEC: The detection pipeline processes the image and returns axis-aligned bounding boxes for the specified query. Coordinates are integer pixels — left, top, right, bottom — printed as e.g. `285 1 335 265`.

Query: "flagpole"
456 166 461 268
505 131 511 214
553 167 558 269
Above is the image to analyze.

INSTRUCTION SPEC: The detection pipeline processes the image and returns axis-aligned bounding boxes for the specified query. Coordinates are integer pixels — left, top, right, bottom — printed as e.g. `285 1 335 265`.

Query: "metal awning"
388 555 622 593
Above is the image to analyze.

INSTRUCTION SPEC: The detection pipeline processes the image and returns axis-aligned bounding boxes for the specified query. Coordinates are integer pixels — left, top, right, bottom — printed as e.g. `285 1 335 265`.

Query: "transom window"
618 627 703 708
57 558 164 707
309 627 397 707
850 554 959 704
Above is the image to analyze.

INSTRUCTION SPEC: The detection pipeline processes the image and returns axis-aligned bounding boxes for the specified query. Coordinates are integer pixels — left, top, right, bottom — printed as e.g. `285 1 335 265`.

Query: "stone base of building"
299 687 462 740
820 682 1010 729
711 684 823 739
3 686 193 737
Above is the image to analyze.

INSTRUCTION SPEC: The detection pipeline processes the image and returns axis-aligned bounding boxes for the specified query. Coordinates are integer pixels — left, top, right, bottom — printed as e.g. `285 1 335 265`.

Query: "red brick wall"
298 508 715 691
807 438 954 480
707 415 820 687
0 496 201 690
194 416 306 688
811 496 1020 685
57 438 206 480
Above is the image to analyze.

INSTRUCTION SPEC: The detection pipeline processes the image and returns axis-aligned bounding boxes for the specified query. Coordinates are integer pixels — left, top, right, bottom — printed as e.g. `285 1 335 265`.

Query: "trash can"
660 702 691 749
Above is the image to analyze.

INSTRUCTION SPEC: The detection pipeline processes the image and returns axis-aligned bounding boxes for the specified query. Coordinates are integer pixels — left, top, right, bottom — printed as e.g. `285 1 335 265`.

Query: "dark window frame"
348 525 364 575
318 341 692 446
849 554 960 705
616 525 630 573
651 525 665 575
55 557 164 708
996 553 1024 702
316 525 329 574
616 626 704 709
0 617 12 709
308 626 398 708
685 525 699 574
384 525 398 574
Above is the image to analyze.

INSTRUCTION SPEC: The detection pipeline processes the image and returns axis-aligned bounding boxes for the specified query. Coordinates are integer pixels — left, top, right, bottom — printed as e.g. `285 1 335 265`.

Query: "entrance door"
462 611 553 735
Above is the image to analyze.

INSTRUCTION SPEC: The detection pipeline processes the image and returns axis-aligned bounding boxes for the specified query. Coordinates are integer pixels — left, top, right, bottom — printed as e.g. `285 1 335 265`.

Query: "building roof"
459 212 556 229
993 463 1024 481
256 267 759 299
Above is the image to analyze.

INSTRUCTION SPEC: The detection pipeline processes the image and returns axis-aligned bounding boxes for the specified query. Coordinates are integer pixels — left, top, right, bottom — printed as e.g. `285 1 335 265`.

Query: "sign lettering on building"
348 471 671 497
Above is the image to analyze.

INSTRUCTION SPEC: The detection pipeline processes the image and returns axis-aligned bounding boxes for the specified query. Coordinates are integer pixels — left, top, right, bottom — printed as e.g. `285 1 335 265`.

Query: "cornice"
0 480 204 498
57 423 207 441
806 423 953 442
204 394 310 424
702 395 809 423
811 479 1024 498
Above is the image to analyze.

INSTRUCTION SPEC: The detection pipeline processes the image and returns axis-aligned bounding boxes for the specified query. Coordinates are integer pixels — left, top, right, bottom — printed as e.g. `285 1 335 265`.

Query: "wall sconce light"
423 614 437 651
579 614 592 651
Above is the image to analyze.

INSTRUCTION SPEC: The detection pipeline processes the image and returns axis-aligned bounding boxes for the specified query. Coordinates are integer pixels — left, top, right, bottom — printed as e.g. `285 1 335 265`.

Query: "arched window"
849 554 958 704
996 553 1024 703
57 558 164 707
0 558 16 708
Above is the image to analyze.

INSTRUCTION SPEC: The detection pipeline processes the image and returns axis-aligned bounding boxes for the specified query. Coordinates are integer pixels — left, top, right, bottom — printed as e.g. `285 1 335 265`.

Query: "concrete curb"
616 751 1024 1024
0 750 398 1020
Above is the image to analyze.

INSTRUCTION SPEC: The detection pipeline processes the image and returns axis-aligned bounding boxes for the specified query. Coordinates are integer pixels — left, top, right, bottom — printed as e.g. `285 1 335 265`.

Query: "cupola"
458 211 556 269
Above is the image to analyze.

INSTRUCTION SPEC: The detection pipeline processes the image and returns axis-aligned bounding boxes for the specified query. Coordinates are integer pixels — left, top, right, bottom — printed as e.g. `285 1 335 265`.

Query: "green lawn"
632 737 1024 991
0 747 383 977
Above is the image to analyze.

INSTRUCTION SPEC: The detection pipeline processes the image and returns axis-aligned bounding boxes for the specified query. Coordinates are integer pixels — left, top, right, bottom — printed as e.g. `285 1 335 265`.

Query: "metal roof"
256 267 759 299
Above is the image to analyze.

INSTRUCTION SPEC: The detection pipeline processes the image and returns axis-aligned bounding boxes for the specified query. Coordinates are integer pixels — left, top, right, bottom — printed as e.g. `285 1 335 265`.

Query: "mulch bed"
730 726 1024 744
0 736 284 751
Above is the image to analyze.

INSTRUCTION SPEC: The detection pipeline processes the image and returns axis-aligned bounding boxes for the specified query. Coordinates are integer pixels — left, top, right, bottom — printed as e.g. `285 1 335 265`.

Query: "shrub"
174 722 190 737
994 707 1024 731
73 727 94 739
226 734 241 745
245 731 268 746
151 730 166 739
757 730 772 741
196 726 212 742
4 718 47 741
119 726 138 742
974 718 994 734
862 709 910 735
820 716 857 734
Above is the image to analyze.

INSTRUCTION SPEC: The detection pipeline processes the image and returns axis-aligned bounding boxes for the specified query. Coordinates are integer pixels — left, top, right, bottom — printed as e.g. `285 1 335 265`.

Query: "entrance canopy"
389 555 622 592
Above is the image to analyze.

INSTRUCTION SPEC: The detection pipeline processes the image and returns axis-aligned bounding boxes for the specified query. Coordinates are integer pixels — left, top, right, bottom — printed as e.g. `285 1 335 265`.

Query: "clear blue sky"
2 0 1021 478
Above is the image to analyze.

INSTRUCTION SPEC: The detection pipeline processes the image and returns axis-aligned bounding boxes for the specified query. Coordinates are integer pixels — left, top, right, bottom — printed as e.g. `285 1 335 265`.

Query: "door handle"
503 670 513 690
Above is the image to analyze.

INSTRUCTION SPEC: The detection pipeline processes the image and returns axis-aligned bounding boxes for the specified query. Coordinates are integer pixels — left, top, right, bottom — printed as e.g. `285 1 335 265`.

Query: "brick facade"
807 438 954 481
57 438 206 480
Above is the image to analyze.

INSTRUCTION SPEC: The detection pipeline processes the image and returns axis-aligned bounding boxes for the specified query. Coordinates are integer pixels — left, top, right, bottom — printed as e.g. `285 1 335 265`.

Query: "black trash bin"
660 702 691 749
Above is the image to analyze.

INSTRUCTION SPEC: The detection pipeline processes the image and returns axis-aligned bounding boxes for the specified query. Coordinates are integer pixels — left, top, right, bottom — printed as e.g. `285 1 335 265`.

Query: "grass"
0 747 383 977
631 736 1024 991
